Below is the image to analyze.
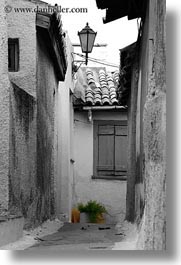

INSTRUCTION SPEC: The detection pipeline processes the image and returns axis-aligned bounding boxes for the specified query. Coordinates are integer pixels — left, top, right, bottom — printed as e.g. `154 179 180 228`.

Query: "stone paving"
1 219 138 250
28 223 126 250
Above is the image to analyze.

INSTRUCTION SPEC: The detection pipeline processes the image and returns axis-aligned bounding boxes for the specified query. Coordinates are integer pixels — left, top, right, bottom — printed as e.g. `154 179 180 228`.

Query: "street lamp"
78 23 97 65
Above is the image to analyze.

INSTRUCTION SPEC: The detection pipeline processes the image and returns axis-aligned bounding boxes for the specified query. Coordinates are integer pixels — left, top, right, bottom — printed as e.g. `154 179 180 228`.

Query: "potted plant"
77 203 89 223
77 200 107 223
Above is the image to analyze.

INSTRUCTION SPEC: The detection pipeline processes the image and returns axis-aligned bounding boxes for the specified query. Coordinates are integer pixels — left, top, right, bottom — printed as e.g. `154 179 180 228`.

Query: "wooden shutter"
93 121 128 179
97 125 114 176
115 125 128 176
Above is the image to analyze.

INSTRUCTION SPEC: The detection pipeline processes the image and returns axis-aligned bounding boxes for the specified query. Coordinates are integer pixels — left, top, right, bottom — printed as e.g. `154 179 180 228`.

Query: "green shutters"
93 120 127 180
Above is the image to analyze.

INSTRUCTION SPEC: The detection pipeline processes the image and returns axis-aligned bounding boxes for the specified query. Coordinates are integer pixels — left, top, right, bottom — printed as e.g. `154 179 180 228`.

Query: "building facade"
0 0 67 245
72 67 129 224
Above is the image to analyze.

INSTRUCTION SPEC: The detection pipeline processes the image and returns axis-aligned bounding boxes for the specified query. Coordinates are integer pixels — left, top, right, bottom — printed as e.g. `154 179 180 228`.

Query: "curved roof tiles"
85 68 119 106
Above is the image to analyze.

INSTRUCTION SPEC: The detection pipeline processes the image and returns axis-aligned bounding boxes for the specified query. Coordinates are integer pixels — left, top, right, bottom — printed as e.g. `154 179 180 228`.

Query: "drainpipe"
88 109 92 122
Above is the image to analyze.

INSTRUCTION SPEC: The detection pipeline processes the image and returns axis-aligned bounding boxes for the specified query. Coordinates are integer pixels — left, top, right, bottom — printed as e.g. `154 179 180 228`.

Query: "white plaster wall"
73 111 127 224
7 0 47 97
56 36 74 221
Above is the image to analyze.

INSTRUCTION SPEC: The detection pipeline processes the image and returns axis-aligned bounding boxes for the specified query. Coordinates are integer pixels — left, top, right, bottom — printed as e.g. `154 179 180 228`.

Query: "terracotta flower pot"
71 208 80 223
96 213 105 224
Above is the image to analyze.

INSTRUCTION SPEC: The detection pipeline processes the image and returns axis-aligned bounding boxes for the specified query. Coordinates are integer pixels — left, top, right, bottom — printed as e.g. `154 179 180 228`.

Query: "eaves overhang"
36 12 67 81
95 0 147 23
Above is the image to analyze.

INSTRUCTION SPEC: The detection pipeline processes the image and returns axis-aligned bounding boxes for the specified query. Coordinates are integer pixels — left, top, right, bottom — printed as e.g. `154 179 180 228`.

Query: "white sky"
45 0 138 68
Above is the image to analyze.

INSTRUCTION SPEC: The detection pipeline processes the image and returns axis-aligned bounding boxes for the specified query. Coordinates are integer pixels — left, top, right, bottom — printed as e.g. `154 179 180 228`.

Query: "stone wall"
136 0 166 250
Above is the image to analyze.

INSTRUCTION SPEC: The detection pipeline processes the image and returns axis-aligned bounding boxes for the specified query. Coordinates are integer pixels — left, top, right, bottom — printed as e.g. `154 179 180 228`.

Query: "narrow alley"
0 0 166 251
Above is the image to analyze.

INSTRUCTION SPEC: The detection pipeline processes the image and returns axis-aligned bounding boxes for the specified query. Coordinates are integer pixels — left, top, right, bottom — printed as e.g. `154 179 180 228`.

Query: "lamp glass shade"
78 23 97 54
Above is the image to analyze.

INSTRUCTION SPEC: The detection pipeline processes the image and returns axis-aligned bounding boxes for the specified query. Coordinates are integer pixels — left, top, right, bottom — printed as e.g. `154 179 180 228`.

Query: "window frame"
93 120 128 181
8 38 19 72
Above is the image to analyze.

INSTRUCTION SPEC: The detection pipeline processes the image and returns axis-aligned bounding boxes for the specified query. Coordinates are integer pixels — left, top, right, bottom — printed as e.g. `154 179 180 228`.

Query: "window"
8 39 19 72
93 120 128 180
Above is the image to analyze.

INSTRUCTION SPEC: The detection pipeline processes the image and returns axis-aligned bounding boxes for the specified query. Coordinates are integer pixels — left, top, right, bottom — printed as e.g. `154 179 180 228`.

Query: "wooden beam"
72 43 108 47
83 106 127 110
36 13 50 29
36 12 67 81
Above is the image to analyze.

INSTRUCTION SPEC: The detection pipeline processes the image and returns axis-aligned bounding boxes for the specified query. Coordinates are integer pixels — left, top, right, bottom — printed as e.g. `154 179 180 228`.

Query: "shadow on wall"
9 83 38 228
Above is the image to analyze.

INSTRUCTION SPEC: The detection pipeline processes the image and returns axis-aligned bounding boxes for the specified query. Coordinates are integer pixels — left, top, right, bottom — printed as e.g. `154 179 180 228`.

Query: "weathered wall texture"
36 28 58 225
57 36 74 221
136 0 166 250
126 60 139 222
4 0 58 228
133 2 151 223
74 111 127 224
9 83 37 227
0 0 10 213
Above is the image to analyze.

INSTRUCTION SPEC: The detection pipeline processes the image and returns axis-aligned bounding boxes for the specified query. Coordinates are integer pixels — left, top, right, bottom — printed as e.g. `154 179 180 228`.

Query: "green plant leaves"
77 200 107 223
